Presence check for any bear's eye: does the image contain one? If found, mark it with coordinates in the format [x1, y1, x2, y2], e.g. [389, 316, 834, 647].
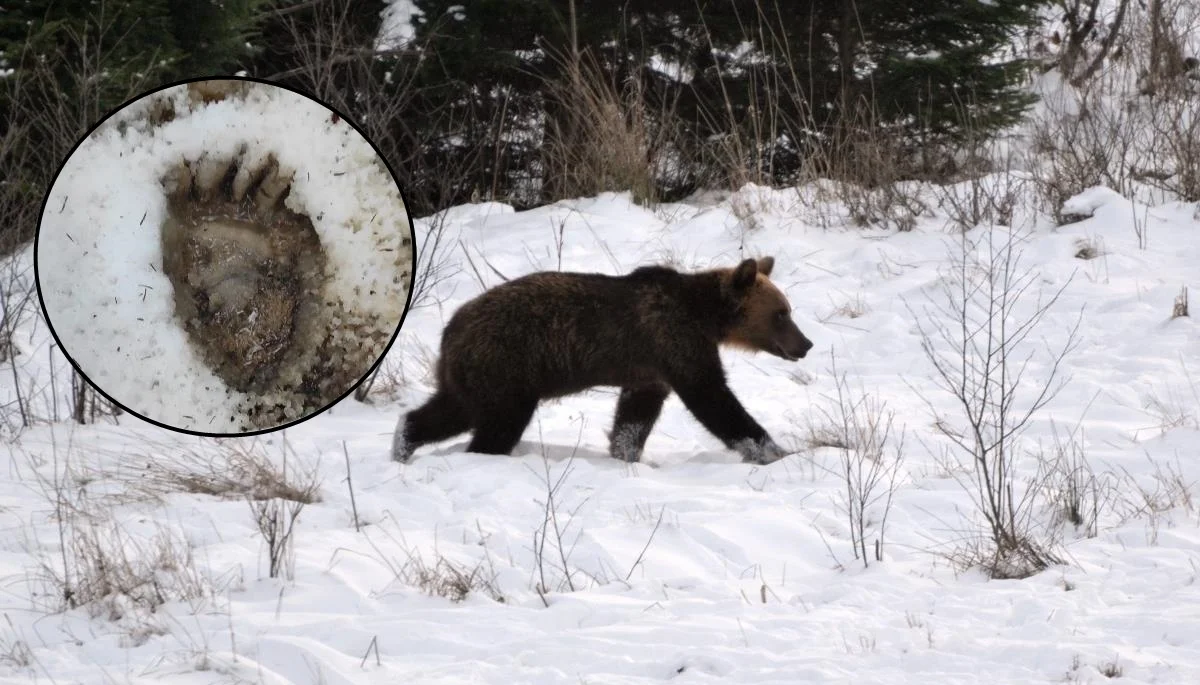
[774, 310, 788, 323]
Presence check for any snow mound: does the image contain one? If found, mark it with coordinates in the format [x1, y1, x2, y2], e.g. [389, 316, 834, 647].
[36, 79, 414, 434]
[1060, 186, 1127, 219]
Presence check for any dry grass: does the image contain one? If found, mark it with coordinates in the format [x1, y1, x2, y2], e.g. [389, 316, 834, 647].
[1172, 286, 1189, 318]
[1099, 658, 1125, 678]
[804, 421, 850, 451]
[1074, 238, 1104, 260]
[354, 357, 408, 404]
[344, 518, 506, 604]
[540, 47, 664, 206]
[821, 293, 870, 321]
[1035, 426, 1114, 539]
[22, 442, 221, 616]
[1115, 454, 1195, 522]
[0, 616, 34, 671]
[1138, 371, 1199, 436]
[399, 553, 499, 604]
[118, 436, 322, 505]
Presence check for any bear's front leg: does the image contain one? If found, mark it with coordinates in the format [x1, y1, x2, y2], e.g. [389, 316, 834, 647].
[730, 437, 788, 465]
[667, 355, 789, 465]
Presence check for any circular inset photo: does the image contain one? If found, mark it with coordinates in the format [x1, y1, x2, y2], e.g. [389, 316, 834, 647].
[35, 78, 415, 436]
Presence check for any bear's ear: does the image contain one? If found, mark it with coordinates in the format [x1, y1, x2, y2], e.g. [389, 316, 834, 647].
[756, 256, 775, 277]
[731, 258, 758, 290]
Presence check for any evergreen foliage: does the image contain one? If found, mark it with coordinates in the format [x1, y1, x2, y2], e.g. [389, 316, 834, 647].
[0, 0, 1054, 249]
[407, 0, 1050, 206]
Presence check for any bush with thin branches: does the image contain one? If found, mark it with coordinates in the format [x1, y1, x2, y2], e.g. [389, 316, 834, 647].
[809, 354, 906, 567]
[908, 226, 1082, 578]
[248, 496, 306, 581]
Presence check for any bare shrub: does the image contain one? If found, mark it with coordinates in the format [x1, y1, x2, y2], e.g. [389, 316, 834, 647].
[908, 227, 1082, 578]
[1132, 93, 1200, 202]
[0, 256, 37, 432]
[937, 170, 1027, 233]
[811, 353, 906, 567]
[684, 7, 939, 229]
[1052, 0, 1133, 87]
[1131, 0, 1200, 98]
[528, 426, 589, 603]
[1032, 0, 1200, 217]
[3, 252, 118, 435]
[224, 439, 322, 580]
[354, 209, 459, 404]
[248, 496, 306, 581]
[354, 357, 408, 405]
[788, 100, 934, 231]
[826, 131, 931, 232]
[69, 370, 122, 426]
[933, 118, 1032, 233]
[412, 210, 460, 310]
[1, 7, 169, 254]
[0, 85, 40, 257]
[1027, 83, 1140, 223]
[1126, 0, 1200, 202]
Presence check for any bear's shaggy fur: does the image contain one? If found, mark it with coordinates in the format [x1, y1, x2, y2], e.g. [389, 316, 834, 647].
[393, 256, 813, 464]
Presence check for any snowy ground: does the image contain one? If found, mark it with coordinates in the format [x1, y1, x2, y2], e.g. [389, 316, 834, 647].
[2, 183, 1199, 684]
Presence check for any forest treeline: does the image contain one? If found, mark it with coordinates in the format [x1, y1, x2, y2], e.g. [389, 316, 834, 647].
[1, 0, 1062, 251]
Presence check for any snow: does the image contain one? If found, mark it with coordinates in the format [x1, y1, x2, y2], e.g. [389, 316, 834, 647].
[3, 180, 1200, 683]
[35, 81, 412, 433]
[380, 0, 420, 48]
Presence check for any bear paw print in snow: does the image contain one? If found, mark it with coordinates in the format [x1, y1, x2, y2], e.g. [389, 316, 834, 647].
[36, 77, 414, 434]
[160, 148, 328, 395]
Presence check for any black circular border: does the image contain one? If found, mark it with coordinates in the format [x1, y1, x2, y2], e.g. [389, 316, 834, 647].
[33, 74, 419, 439]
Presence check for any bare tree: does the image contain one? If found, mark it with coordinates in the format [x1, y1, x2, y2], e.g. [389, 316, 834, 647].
[264, 0, 497, 216]
[1055, 0, 1132, 86]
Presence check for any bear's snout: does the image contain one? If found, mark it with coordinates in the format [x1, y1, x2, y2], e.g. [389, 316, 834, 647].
[775, 322, 813, 361]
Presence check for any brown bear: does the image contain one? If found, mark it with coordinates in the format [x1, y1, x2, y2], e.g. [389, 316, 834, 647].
[392, 256, 813, 464]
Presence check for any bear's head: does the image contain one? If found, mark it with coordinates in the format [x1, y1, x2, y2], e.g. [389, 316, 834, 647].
[721, 257, 813, 361]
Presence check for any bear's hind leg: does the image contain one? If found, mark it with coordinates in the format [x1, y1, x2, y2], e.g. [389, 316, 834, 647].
[465, 398, 538, 456]
[609, 383, 671, 462]
[393, 391, 471, 462]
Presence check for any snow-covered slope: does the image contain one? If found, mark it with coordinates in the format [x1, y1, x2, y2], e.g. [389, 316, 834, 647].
[1, 185, 1198, 684]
